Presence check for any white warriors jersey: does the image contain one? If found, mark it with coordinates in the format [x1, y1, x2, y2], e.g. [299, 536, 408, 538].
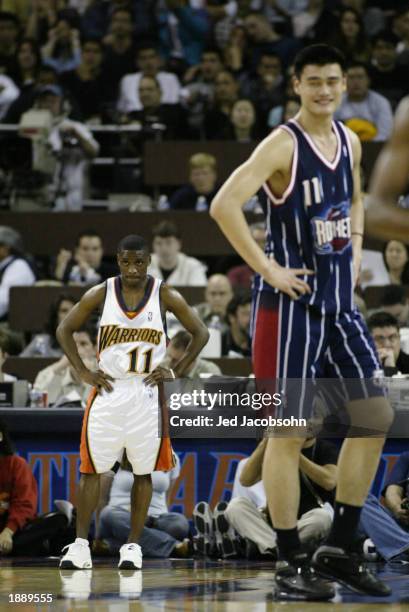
[97, 275, 167, 379]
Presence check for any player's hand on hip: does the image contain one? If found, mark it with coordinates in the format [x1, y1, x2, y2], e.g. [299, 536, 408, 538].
[267, 265, 314, 300]
[81, 369, 114, 393]
[143, 366, 175, 387]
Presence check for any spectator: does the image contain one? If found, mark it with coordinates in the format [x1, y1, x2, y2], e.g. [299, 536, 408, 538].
[5, 64, 59, 123]
[227, 98, 263, 141]
[26, 0, 59, 46]
[243, 13, 301, 71]
[101, 8, 136, 97]
[268, 95, 301, 128]
[369, 30, 409, 109]
[224, 24, 248, 73]
[117, 45, 181, 115]
[60, 38, 110, 121]
[148, 221, 207, 286]
[383, 240, 409, 285]
[0, 329, 16, 382]
[239, 52, 285, 125]
[27, 84, 99, 211]
[170, 153, 219, 211]
[125, 75, 188, 139]
[97, 453, 191, 558]
[384, 451, 409, 532]
[334, 62, 393, 142]
[0, 226, 36, 321]
[292, 0, 338, 43]
[380, 285, 409, 327]
[203, 70, 239, 139]
[0, 418, 37, 556]
[41, 17, 81, 74]
[182, 47, 224, 134]
[0, 75, 19, 120]
[33, 326, 97, 404]
[195, 274, 233, 330]
[0, 11, 19, 76]
[221, 292, 251, 357]
[332, 7, 372, 63]
[157, 0, 212, 68]
[12, 38, 41, 89]
[20, 293, 76, 357]
[54, 230, 116, 286]
[163, 330, 221, 377]
[367, 312, 409, 375]
[227, 222, 265, 290]
[395, 6, 409, 67]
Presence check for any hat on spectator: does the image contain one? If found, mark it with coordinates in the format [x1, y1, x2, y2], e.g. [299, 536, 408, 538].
[0, 226, 23, 252]
[35, 84, 63, 98]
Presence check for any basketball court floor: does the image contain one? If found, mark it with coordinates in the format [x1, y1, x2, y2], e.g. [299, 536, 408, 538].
[0, 557, 408, 611]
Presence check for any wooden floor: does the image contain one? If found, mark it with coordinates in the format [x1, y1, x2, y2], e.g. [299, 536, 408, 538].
[0, 557, 408, 611]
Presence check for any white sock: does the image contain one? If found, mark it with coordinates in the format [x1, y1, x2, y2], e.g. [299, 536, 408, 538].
[75, 537, 89, 547]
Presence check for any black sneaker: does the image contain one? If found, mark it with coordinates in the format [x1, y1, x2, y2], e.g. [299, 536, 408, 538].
[312, 545, 391, 597]
[274, 550, 335, 601]
[193, 502, 215, 557]
[213, 501, 239, 559]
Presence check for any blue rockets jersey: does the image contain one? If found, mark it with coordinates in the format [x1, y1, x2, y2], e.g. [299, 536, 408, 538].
[254, 118, 355, 315]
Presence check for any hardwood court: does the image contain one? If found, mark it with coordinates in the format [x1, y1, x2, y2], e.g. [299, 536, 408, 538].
[0, 558, 408, 611]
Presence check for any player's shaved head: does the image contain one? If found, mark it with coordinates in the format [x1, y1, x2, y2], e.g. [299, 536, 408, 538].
[117, 234, 149, 253]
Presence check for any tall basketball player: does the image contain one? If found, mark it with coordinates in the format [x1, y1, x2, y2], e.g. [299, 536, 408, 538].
[367, 96, 409, 240]
[210, 45, 393, 600]
[58, 234, 209, 570]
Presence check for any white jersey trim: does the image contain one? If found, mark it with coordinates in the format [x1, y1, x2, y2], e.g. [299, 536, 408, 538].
[289, 119, 341, 171]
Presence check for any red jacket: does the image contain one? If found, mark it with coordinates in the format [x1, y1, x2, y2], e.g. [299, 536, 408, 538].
[0, 455, 37, 533]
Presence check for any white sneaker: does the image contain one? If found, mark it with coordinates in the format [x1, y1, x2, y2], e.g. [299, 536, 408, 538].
[60, 540, 92, 569]
[118, 543, 142, 569]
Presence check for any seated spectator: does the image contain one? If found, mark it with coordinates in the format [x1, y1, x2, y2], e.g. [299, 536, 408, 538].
[24, 84, 99, 211]
[0, 11, 19, 76]
[383, 450, 409, 532]
[41, 16, 81, 74]
[203, 70, 239, 139]
[97, 453, 191, 558]
[332, 8, 372, 64]
[157, 0, 211, 68]
[369, 30, 409, 109]
[223, 24, 248, 73]
[12, 38, 41, 90]
[163, 330, 221, 378]
[101, 8, 137, 97]
[240, 53, 285, 125]
[268, 94, 301, 129]
[380, 285, 409, 327]
[395, 6, 409, 67]
[334, 62, 393, 142]
[0, 329, 16, 382]
[367, 312, 409, 375]
[243, 13, 301, 71]
[291, 0, 338, 43]
[54, 230, 116, 286]
[383, 240, 409, 285]
[181, 47, 223, 135]
[0, 74, 19, 120]
[226, 98, 264, 141]
[33, 326, 96, 404]
[148, 221, 207, 286]
[194, 437, 337, 558]
[20, 293, 76, 357]
[60, 38, 111, 121]
[227, 222, 266, 290]
[125, 75, 188, 140]
[170, 153, 219, 211]
[0, 226, 36, 321]
[195, 274, 233, 330]
[221, 293, 251, 357]
[117, 44, 181, 115]
[5, 64, 59, 123]
[0, 417, 37, 555]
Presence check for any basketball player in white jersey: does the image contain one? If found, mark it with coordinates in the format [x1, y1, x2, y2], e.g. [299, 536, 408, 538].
[57, 234, 209, 570]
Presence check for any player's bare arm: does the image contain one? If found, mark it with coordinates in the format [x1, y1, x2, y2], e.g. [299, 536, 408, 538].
[56, 283, 114, 392]
[210, 128, 314, 300]
[347, 128, 364, 285]
[143, 284, 209, 385]
[366, 96, 409, 241]
[239, 439, 267, 487]
[298, 454, 337, 491]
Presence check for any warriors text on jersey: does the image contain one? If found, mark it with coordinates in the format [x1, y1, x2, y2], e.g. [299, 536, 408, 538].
[255, 118, 355, 315]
